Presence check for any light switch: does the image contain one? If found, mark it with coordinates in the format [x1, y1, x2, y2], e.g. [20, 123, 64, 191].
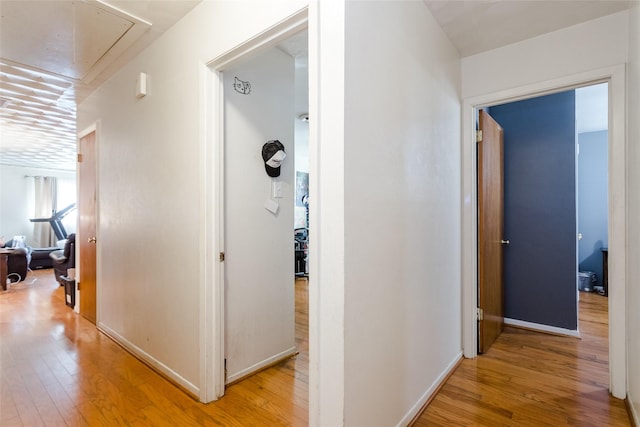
[136, 72, 147, 98]
[273, 181, 283, 198]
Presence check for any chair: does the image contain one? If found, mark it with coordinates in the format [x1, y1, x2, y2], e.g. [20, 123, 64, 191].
[6, 248, 30, 283]
[49, 234, 75, 285]
[294, 228, 308, 276]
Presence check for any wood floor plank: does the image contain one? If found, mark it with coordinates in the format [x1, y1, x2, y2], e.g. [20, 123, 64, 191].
[413, 292, 631, 426]
[1, 271, 309, 426]
[4, 271, 628, 426]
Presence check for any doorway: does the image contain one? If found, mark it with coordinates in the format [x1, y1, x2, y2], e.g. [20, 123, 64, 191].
[78, 126, 98, 324]
[477, 84, 609, 354]
[462, 65, 627, 398]
[222, 44, 297, 385]
[202, 9, 310, 402]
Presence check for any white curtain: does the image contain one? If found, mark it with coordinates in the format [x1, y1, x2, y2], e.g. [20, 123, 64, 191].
[33, 176, 57, 247]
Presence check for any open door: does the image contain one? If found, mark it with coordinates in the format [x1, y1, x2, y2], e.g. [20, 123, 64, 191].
[78, 130, 97, 324]
[478, 110, 505, 353]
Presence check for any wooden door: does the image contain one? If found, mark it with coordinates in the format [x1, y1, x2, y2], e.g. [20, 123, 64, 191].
[79, 131, 97, 324]
[478, 110, 505, 353]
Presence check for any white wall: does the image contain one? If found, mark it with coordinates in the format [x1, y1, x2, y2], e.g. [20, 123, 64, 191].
[343, 2, 461, 425]
[294, 56, 309, 173]
[462, 11, 628, 99]
[77, 0, 307, 397]
[626, 4, 640, 424]
[0, 165, 76, 247]
[223, 47, 295, 382]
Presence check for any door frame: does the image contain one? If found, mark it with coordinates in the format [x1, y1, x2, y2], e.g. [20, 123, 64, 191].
[77, 123, 100, 319]
[199, 8, 308, 403]
[461, 64, 627, 398]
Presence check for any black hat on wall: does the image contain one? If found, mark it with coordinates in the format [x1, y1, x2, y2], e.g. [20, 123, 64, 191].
[262, 140, 286, 177]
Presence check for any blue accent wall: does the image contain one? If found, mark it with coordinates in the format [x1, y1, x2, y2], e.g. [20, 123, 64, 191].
[489, 90, 577, 330]
[578, 130, 608, 285]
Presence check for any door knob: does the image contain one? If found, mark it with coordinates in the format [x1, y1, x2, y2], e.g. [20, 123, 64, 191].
[501, 239, 510, 245]
[88, 237, 96, 243]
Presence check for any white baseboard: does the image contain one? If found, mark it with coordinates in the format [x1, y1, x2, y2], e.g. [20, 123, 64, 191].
[504, 317, 580, 338]
[629, 391, 640, 427]
[396, 352, 463, 427]
[226, 346, 298, 385]
[98, 322, 200, 397]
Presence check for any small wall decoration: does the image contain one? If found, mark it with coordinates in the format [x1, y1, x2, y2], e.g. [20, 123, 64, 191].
[233, 77, 251, 95]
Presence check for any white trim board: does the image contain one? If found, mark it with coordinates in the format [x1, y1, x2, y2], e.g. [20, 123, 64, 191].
[504, 318, 580, 338]
[461, 64, 627, 399]
[207, 9, 308, 71]
[225, 347, 298, 385]
[628, 392, 640, 426]
[396, 353, 463, 427]
[98, 323, 200, 398]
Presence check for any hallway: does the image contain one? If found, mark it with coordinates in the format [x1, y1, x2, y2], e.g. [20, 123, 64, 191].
[1, 269, 631, 425]
[0, 270, 308, 426]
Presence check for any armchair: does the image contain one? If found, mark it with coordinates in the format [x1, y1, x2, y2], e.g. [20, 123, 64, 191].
[6, 248, 31, 283]
[49, 234, 75, 285]
[3, 239, 32, 283]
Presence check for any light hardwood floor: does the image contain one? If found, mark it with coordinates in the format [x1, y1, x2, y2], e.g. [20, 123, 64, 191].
[1, 269, 309, 426]
[2, 271, 631, 426]
[413, 291, 631, 426]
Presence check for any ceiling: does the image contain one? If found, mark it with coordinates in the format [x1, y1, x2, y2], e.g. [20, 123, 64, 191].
[0, 0, 200, 171]
[0, 1, 633, 172]
[424, 0, 634, 57]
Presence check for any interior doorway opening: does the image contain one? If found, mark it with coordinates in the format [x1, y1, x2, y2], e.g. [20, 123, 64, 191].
[204, 11, 310, 410]
[464, 67, 626, 398]
[221, 31, 309, 386]
[476, 82, 609, 354]
[478, 83, 608, 349]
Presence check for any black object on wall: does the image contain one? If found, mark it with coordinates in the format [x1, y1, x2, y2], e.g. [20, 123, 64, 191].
[489, 90, 577, 331]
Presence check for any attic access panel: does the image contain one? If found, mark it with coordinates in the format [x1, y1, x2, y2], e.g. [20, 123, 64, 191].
[0, 0, 150, 82]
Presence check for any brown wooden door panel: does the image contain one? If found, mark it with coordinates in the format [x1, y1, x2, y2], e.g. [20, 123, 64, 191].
[478, 110, 504, 353]
[79, 131, 97, 324]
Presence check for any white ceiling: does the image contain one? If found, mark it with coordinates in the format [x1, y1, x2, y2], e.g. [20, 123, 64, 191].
[0, 1, 633, 171]
[424, 0, 634, 57]
[0, 0, 200, 171]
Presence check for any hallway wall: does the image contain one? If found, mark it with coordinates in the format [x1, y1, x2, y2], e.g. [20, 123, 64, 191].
[343, 2, 462, 425]
[77, 0, 307, 398]
[626, 4, 640, 423]
[462, 12, 628, 98]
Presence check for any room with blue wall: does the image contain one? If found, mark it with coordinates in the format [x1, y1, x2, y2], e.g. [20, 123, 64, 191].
[489, 90, 577, 330]
[577, 130, 608, 286]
